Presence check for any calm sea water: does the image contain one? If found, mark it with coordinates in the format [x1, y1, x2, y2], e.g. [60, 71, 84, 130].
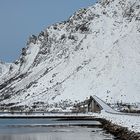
[0, 118, 119, 140]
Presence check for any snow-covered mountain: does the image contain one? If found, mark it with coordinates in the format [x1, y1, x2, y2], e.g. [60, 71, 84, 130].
[0, 61, 17, 79]
[0, 0, 140, 111]
[0, 61, 10, 77]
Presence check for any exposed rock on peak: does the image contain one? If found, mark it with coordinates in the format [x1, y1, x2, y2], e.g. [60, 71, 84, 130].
[0, 0, 140, 111]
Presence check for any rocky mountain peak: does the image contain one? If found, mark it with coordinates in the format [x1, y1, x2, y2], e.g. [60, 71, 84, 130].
[0, 0, 139, 111]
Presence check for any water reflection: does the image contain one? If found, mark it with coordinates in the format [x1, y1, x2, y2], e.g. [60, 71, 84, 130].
[0, 127, 115, 140]
[0, 118, 117, 140]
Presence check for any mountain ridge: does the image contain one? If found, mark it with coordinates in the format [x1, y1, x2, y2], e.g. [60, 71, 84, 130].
[0, 0, 140, 111]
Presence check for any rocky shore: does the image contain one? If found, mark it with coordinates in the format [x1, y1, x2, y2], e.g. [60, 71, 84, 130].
[99, 118, 140, 140]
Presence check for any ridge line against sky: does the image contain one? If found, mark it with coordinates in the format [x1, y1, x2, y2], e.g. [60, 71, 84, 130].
[0, 0, 97, 62]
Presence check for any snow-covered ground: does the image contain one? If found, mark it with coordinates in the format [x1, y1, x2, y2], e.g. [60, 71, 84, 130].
[95, 111, 140, 133]
[90, 95, 140, 133]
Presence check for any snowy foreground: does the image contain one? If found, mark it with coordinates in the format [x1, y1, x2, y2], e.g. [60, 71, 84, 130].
[94, 111, 140, 133]
[93, 96, 140, 133]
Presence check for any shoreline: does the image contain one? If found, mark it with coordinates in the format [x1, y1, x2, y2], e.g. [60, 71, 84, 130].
[0, 114, 140, 139]
[99, 118, 140, 140]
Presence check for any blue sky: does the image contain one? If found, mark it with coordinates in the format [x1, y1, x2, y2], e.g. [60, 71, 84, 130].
[0, 0, 97, 62]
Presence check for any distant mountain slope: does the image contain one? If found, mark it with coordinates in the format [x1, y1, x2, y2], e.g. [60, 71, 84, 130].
[0, 61, 10, 77]
[0, 0, 140, 111]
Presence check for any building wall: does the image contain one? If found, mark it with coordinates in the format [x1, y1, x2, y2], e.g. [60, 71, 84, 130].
[73, 97, 102, 113]
[88, 100, 101, 113]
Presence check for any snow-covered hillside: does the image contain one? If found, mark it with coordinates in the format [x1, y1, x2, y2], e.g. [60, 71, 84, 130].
[0, 0, 140, 111]
[0, 61, 17, 79]
[0, 61, 10, 78]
